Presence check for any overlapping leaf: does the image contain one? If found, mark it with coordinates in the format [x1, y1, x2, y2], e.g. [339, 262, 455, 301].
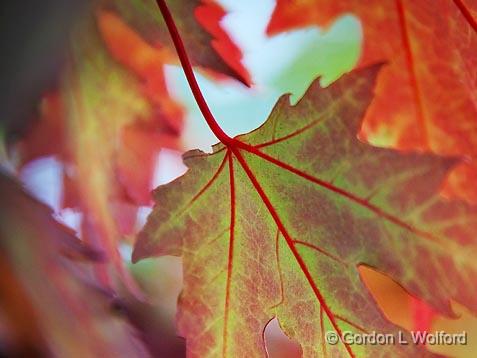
[16, 13, 181, 295]
[267, 0, 477, 203]
[96, 9, 184, 205]
[0, 172, 148, 357]
[15, 0, 250, 294]
[111, 0, 250, 85]
[134, 66, 477, 357]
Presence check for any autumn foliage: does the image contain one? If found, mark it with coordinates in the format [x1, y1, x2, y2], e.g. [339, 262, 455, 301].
[1, 0, 476, 357]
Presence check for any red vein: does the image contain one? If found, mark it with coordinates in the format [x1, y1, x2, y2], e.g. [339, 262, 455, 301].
[237, 142, 443, 245]
[223, 151, 236, 357]
[335, 315, 369, 334]
[232, 147, 355, 358]
[395, 0, 428, 148]
[205, 227, 230, 247]
[271, 229, 285, 309]
[155, 0, 233, 145]
[320, 306, 327, 357]
[293, 241, 348, 266]
[452, 0, 477, 33]
[255, 116, 326, 149]
[178, 153, 228, 216]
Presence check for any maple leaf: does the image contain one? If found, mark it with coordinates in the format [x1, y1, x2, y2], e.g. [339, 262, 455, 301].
[0, 172, 149, 357]
[111, 0, 251, 85]
[267, 0, 477, 203]
[134, 63, 477, 356]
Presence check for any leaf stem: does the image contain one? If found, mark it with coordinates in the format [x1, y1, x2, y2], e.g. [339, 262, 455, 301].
[155, 0, 234, 146]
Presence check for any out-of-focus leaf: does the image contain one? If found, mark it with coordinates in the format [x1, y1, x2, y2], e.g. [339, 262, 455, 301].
[14, 0, 252, 295]
[96, 9, 184, 205]
[0, 172, 149, 357]
[111, 0, 251, 85]
[267, 0, 477, 203]
[15, 9, 185, 296]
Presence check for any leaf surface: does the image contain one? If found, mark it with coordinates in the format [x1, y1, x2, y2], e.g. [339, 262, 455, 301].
[267, 0, 477, 203]
[134, 66, 477, 357]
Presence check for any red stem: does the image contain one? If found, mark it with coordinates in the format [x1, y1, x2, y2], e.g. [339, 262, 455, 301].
[155, 0, 233, 145]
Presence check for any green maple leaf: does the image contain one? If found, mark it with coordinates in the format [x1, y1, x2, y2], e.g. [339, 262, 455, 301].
[133, 65, 477, 357]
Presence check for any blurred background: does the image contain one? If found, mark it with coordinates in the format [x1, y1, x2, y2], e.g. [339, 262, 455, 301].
[0, 0, 475, 357]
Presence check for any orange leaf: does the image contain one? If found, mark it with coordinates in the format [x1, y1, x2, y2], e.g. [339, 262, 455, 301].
[268, 0, 477, 203]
